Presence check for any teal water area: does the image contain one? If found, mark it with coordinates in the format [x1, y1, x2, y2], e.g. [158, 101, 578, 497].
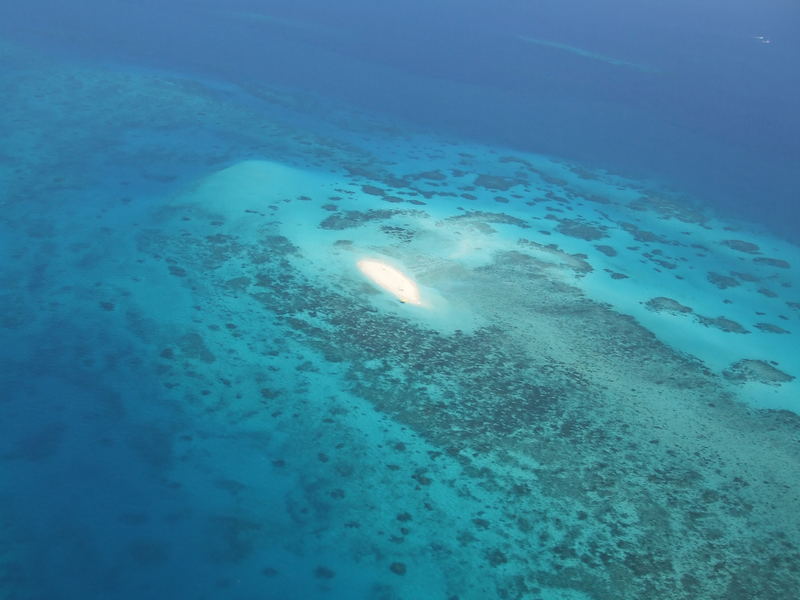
[1, 7, 800, 600]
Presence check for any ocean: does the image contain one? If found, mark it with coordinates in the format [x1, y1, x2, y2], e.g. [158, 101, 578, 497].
[1, 1, 798, 599]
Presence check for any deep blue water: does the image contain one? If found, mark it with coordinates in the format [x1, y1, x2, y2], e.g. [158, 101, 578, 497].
[1, 0, 798, 239]
[2, 2, 799, 600]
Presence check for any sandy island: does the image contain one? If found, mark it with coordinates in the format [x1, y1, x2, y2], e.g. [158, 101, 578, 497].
[357, 259, 423, 305]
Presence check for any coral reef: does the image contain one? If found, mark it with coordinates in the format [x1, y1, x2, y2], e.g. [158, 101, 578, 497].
[723, 360, 795, 385]
[707, 272, 740, 290]
[721, 239, 760, 254]
[645, 297, 693, 314]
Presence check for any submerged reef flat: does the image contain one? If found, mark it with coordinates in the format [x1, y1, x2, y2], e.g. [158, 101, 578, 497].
[2, 42, 799, 600]
[126, 166, 800, 599]
[116, 164, 800, 599]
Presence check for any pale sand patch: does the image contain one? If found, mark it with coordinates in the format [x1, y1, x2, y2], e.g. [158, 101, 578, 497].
[357, 258, 423, 305]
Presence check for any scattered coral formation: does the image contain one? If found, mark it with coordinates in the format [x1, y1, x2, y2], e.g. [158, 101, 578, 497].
[645, 297, 693, 314]
[695, 315, 750, 334]
[753, 257, 791, 269]
[754, 322, 790, 334]
[473, 174, 523, 191]
[554, 218, 608, 241]
[445, 210, 530, 229]
[707, 271, 740, 290]
[595, 244, 618, 257]
[721, 239, 761, 254]
[723, 359, 795, 385]
[320, 209, 423, 230]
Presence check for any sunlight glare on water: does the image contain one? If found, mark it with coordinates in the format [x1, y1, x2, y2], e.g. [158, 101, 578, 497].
[357, 258, 423, 306]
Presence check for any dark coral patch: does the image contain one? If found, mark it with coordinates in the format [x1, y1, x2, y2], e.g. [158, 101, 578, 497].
[389, 562, 407, 575]
[362, 184, 385, 196]
[721, 239, 760, 254]
[732, 271, 760, 282]
[177, 332, 216, 363]
[754, 257, 790, 269]
[555, 219, 608, 241]
[410, 170, 447, 181]
[381, 225, 415, 243]
[629, 195, 708, 224]
[645, 297, 693, 314]
[487, 548, 509, 567]
[754, 323, 790, 334]
[595, 245, 617, 257]
[707, 272, 740, 290]
[723, 360, 794, 385]
[314, 566, 335, 579]
[224, 276, 251, 292]
[473, 174, 523, 191]
[445, 211, 529, 229]
[320, 209, 423, 230]
[620, 222, 670, 244]
[695, 316, 749, 334]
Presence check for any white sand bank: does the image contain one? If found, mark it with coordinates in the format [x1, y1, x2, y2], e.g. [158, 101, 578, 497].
[357, 258, 423, 305]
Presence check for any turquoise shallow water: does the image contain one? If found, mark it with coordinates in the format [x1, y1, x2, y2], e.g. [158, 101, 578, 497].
[1, 9, 800, 600]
